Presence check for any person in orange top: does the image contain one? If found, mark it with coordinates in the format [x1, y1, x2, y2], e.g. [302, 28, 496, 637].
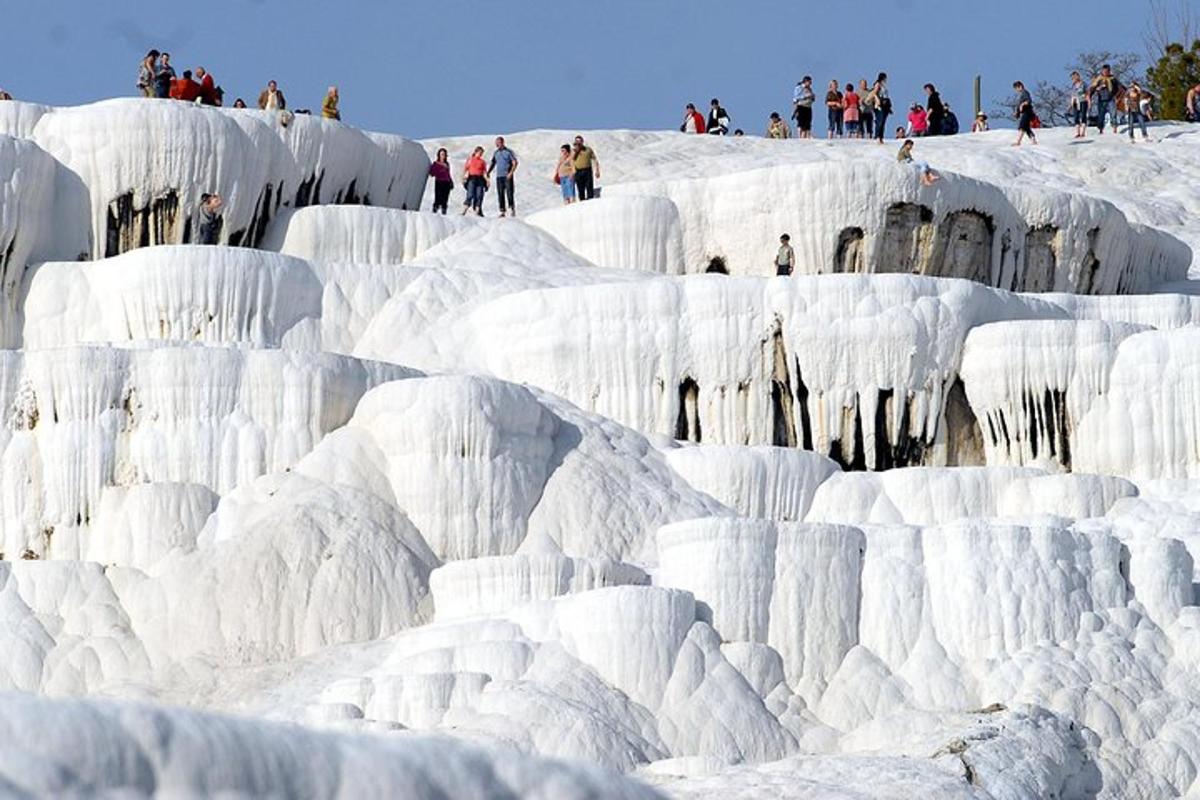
[461, 146, 489, 216]
[170, 71, 201, 102]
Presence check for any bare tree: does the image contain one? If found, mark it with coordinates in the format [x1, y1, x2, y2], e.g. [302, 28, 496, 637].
[991, 51, 1142, 126]
[1145, 0, 1199, 58]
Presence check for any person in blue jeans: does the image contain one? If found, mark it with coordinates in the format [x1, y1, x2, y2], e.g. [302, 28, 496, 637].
[487, 136, 520, 217]
[871, 72, 891, 144]
[1088, 64, 1121, 134]
[1125, 83, 1150, 141]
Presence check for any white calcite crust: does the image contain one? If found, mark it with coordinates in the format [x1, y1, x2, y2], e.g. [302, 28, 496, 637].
[2, 104, 1200, 798]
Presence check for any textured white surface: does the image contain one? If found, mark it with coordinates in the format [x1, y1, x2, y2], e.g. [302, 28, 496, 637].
[4, 105, 1200, 798]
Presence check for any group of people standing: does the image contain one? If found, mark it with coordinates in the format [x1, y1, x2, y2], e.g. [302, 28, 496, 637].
[769, 74, 898, 143]
[426, 136, 602, 216]
[137, 51, 221, 105]
[679, 99, 732, 135]
[1066, 65, 1163, 142]
[136, 50, 341, 120]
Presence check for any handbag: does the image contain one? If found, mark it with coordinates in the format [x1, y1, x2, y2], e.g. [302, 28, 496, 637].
[554, 173, 561, 185]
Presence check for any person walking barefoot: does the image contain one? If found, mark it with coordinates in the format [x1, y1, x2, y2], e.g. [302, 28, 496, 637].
[428, 148, 453, 214]
[462, 146, 488, 216]
[1012, 81, 1037, 146]
[555, 144, 576, 205]
[1069, 71, 1088, 138]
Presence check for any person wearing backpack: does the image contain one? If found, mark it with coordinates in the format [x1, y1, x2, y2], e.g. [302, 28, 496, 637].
[707, 99, 730, 135]
[1088, 64, 1120, 134]
[871, 72, 892, 144]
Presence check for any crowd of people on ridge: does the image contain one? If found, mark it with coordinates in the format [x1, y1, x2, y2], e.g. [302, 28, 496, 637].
[135, 50, 341, 122]
[8, 49, 1200, 225]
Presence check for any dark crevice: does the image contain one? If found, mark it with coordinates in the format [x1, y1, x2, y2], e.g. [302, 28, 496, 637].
[705, 256, 728, 274]
[675, 377, 702, 443]
[769, 328, 796, 447]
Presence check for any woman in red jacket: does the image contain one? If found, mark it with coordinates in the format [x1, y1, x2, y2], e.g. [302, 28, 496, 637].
[680, 103, 706, 134]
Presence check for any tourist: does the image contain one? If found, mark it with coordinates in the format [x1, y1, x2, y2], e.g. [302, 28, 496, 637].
[1012, 80, 1037, 146]
[895, 126, 907, 139]
[462, 146, 488, 216]
[137, 50, 159, 97]
[707, 99, 730, 135]
[1187, 82, 1200, 121]
[1125, 82, 1150, 142]
[195, 67, 218, 106]
[766, 112, 791, 139]
[681, 103, 706, 133]
[1088, 64, 1120, 134]
[170, 70, 201, 102]
[943, 103, 960, 135]
[257, 80, 286, 110]
[792, 76, 815, 139]
[555, 144, 576, 205]
[897, 139, 940, 186]
[825, 80, 844, 138]
[572, 136, 600, 201]
[871, 72, 892, 143]
[487, 136, 519, 217]
[775, 234, 795, 276]
[428, 148, 453, 214]
[733, 129, 745, 136]
[322, 86, 341, 120]
[907, 103, 928, 137]
[197, 193, 223, 244]
[154, 52, 176, 99]
[0, 89, 11, 101]
[1069, 71, 1089, 138]
[924, 84, 945, 136]
[859, 79, 875, 139]
[972, 112, 989, 132]
[232, 98, 247, 109]
[843, 82, 861, 138]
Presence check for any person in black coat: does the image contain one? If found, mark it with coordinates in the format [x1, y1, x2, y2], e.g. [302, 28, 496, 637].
[923, 83, 945, 137]
[943, 103, 960, 135]
[707, 98, 730, 135]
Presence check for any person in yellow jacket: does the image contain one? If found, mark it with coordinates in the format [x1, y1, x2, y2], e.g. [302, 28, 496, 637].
[322, 86, 341, 120]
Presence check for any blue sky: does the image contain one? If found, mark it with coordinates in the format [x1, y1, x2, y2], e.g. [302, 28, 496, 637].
[2, 0, 1154, 138]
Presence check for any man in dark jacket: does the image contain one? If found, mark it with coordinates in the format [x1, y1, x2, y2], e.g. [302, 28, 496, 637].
[707, 98, 730, 135]
[154, 52, 176, 99]
[943, 103, 960, 135]
[197, 194, 223, 245]
[923, 83, 945, 137]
